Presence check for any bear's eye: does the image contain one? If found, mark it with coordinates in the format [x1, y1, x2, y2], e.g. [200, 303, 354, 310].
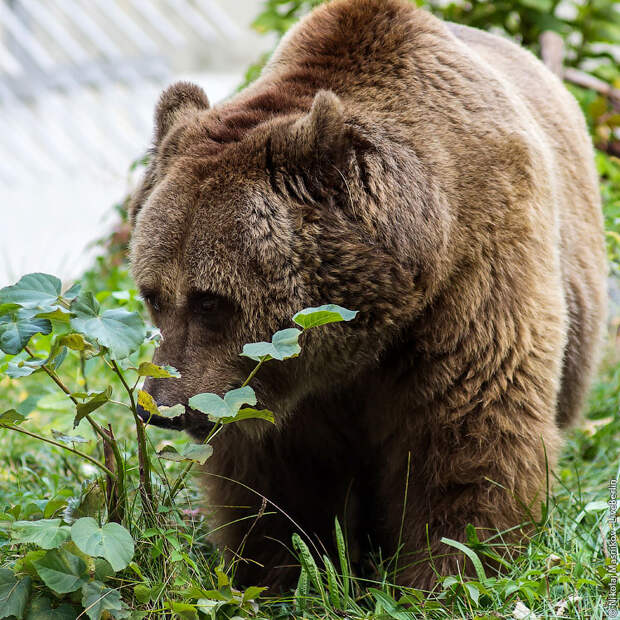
[199, 296, 219, 313]
[189, 292, 235, 331]
[143, 292, 161, 313]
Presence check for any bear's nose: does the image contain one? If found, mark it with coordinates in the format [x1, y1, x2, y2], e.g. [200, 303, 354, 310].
[136, 402, 187, 431]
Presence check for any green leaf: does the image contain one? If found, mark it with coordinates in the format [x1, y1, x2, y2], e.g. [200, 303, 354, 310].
[166, 601, 198, 620]
[158, 444, 213, 465]
[70, 292, 145, 359]
[584, 500, 609, 512]
[62, 283, 81, 301]
[271, 328, 302, 359]
[25, 596, 77, 620]
[93, 558, 114, 582]
[51, 430, 89, 445]
[0, 310, 52, 355]
[158, 404, 185, 417]
[12, 519, 71, 550]
[6, 359, 45, 378]
[34, 307, 71, 323]
[223, 386, 257, 411]
[74, 388, 112, 428]
[240, 341, 274, 362]
[240, 328, 302, 362]
[33, 548, 88, 594]
[71, 518, 134, 571]
[242, 585, 267, 602]
[220, 408, 275, 425]
[0, 273, 61, 309]
[133, 584, 151, 603]
[81, 581, 129, 620]
[137, 362, 180, 378]
[0, 303, 20, 316]
[464, 582, 480, 605]
[43, 499, 68, 520]
[369, 588, 411, 620]
[440, 537, 487, 582]
[0, 569, 31, 620]
[292, 304, 358, 329]
[137, 390, 160, 419]
[189, 386, 256, 419]
[57, 333, 96, 353]
[0, 409, 26, 426]
[518, 0, 552, 11]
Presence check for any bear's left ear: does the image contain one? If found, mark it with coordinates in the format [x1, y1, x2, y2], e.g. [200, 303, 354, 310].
[154, 81, 210, 144]
[272, 90, 353, 175]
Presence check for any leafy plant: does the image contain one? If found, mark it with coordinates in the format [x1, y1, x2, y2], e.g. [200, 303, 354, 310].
[0, 271, 357, 618]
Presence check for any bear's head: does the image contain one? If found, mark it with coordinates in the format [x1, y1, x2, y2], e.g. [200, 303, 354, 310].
[129, 81, 433, 438]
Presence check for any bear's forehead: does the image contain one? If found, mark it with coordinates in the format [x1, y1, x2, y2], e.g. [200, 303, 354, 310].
[131, 187, 254, 302]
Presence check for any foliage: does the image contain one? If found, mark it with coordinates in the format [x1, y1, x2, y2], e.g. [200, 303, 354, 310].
[0, 274, 356, 618]
[248, 0, 620, 82]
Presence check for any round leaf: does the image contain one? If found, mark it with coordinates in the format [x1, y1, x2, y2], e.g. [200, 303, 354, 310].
[223, 386, 257, 411]
[71, 518, 134, 571]
[26, 596, 77, 620]
[188, 393, 230, 418]
[70, 292, 145, 359]
[0, 273, 61, 309]
[271, 328, 302, 359]
[12, 519, 71, 550]
[240, 328, 302, 362]
[137, 362, 180, 378]
[240, 341, 274, 362]
[81, 581, 128, 620]
[0, 310, 52, 355]
[292, 304, 358, 329]
[33, 549, 88, 594]
[0, 569, 31, 619]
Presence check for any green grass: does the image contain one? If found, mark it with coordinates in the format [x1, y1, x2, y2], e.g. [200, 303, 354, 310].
[0, 338, 617, 618]
[0, 165, 618, 616]
[1, 1, 619, 611]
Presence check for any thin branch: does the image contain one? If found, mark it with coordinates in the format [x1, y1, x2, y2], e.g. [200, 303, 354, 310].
[24, 345, 114, 448]
[564, 68, 620, 108]
[241, 360, 264, 387]
[1, 424, 114, 478]
[539, 31, 620, 108]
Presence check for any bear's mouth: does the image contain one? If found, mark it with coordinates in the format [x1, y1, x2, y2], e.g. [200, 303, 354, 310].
[136, 402, 188, 432]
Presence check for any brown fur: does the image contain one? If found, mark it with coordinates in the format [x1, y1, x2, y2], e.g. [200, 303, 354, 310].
[128, 0, 607, 590]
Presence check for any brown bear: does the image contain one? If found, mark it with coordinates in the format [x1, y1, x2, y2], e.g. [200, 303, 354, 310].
[128, 0, 607, 590]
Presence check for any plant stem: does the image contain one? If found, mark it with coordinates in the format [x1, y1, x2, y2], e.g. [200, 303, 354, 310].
[167, 359, 265, 502]
[241, 360, 263, 387]
[103, 424, 123, 523]
[25, 345, 127, 521]
[24, 345, 113, 448]
[111, 359, 154, 516]
[1, 424, 114, 477]
[168, 422, 223, 501]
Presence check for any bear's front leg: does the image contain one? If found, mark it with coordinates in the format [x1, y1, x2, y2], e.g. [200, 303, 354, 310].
[375, 401, 562, 590]
[202, 405, 361, 592]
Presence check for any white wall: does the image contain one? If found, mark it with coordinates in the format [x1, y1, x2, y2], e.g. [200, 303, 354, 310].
[0, 0, 273, 287]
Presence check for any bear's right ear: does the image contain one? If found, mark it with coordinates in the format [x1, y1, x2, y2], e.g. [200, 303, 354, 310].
[271, 90, 353, 178]
[154, 81, 210, 144]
